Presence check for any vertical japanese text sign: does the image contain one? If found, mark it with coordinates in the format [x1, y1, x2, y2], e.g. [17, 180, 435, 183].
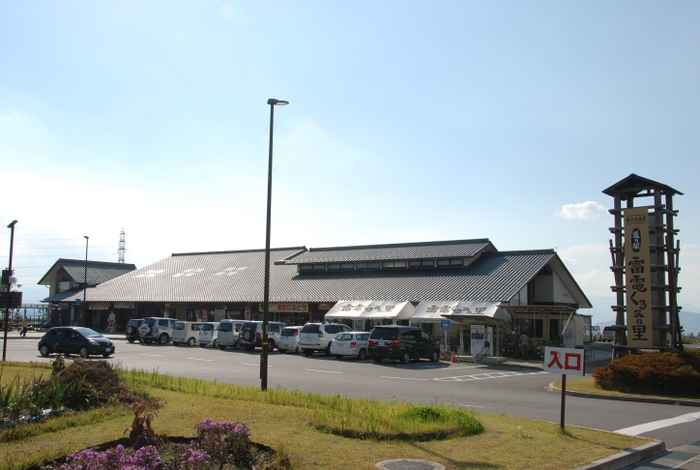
[624, 207, 654, 348]
[544, 347, 585, 376]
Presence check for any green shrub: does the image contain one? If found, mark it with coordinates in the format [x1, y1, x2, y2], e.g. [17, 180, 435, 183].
[593, 349, 700, 396]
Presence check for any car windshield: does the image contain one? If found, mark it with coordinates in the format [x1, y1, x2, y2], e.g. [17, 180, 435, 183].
[201, 323, 215, 331]
[282, 328, 298, 337]
[219, 323, 233, 332]
[173, 322, 186, 331]
[370, 328, 399, 340]
[75, 327, 102, 338]
[301, 324, 320, 334]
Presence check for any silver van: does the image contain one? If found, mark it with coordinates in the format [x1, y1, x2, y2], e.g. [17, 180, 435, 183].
[172, 321, 205, 346]
[198, 322, 220, 348]
[217, 319, 245, 350]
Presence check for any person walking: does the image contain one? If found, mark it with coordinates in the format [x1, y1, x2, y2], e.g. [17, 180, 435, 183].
[519, 331, 529, 360]
[510, 328, 519, 358]
[20, 316, 28, 337]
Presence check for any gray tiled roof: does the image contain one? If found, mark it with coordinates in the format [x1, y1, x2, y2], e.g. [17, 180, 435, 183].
[82, 245, 571, 306]
[286, 239, 495, 264]
[38, 259, 137, 286]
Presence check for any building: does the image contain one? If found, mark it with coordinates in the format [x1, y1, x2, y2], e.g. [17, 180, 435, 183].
[39, 239, 591, 351]
[39, 259, 137, 329]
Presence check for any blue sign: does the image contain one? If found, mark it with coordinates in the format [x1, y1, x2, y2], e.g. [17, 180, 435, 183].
[441, 319, 451, 331]
[75, 299, 81, 306]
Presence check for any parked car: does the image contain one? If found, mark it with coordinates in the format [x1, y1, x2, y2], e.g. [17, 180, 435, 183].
[368, 325, 440, 364]
[139, 317, 178, 344]
[198, 322, 220, 348]
[278, 326, 303, 354]
[591, 325, 602, 342]
[330, 331, 370, 360]
[602, 326, 615, 342]
[239, 321, 287, 351]
[38, 326, 115, 358]
[172, 321, 205, 346]
[299, 322, 353, 356]
[125, 318, 144, 343]
[217, 319, 246, 350]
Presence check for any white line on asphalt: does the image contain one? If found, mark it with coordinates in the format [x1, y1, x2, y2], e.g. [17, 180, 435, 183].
[241, 362, 263, 367]
[306, 369, 342, 374]
[139, 354, 164, 357]
[186, 358, 214, 362]
[434, 370, 546, 382]
[380, 376, 430, 381]
[615, 411, 700, 436]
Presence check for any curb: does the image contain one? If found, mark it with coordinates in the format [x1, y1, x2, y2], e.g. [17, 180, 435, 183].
[548, 383, 700, 407]
[571, 440, 666, 470]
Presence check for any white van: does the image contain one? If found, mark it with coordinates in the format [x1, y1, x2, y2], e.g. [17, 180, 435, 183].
[198, 322, 220, 348]
[172, 321, 205, 346]
[217, 319, 245, 350]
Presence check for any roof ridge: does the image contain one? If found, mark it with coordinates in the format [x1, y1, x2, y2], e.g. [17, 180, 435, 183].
[306, 238, 492, 253]
[172, 246, 306, 257]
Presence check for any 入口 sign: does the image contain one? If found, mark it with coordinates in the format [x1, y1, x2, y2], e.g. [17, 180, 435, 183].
[544, 346, 585, 376]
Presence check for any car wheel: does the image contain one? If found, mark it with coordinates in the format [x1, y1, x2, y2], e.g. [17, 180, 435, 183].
[233, 340, 242, 350]
[212, 339, 218, 348]
[324, 345, 332, 356]
[79, 347, 89, 358]
[303, 349, 313, 356]
[267, 339, 275, 351]
[373, 357, 383, 363]
[158, 334, 169, 345]
[127, 338, 135, 343]
[39, 345, 50, 357]
[430, 350, 439, 362]
[188, 337, 196, 346]
[335, 354, 343, 360]
[357, 348, 367, 361]
[278, 349, 287, 354]
[400, 352, 410, 364]
[294, 346, 300, 354]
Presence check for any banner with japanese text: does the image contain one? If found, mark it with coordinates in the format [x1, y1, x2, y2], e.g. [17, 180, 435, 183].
[624, 207, 654, 348]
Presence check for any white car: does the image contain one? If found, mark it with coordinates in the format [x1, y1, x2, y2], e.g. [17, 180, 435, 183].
[299, 322, 353, 356]
[591, 325, 602, 342]
[278, 326, 303, 353]
[330, 331, 370, 360]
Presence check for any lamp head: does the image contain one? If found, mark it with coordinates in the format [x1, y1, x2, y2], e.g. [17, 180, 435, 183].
[267, 98, 289, 106]
[7, 220, 17, 229]
[84, 236, 89, 240]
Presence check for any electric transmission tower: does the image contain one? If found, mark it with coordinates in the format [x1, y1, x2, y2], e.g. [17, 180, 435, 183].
[118, 228, 127, 263]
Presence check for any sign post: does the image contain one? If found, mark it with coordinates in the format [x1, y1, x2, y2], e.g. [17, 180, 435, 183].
[544, 346, 585, 431]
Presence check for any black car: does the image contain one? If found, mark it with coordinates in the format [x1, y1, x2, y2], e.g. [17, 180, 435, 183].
[368, 325, 440, 364]
[125, 318, 144, 343]
[38, 327, 115, 358]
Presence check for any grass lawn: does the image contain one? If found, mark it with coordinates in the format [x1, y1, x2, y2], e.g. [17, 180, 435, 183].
[1, 361, 650, 470]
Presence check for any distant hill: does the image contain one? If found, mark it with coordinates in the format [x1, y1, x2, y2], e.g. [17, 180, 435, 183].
[593, 309, 700, 336]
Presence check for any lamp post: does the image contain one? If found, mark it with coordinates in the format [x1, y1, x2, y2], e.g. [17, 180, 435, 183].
[261, 98, 288, 391]
[82, 236, 88, 327]
[2, 220, 18, 361]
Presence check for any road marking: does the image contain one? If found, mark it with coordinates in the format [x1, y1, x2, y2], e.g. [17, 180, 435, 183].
[139, 354, 164, 357]
[434, 370, 547, 382]
[305, 368, 342, 374]
[241, 362, 262, 367]
[186, 357, 214, 362]
[615, 411, 700, 436]
[380, 376, 430, 381]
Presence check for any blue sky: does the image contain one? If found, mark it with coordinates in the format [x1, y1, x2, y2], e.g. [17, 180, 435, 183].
[2, 1, 699, 323]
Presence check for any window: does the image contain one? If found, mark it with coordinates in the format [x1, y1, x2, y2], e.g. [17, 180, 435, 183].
[357, 262, 380, 269]
[409, 260, 435, 268]
[328, 264, 341, 270]
[382, 261, 406, 268]
[437, 258, 463, 267]
[312, 264, 325, 271]
[341, 263, 354, 269]
[300, 265, 312, 271]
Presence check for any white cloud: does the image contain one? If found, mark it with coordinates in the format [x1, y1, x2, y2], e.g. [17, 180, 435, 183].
[555, 201, 607, 220]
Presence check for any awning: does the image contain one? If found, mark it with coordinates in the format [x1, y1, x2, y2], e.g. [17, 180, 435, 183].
[410, 300, 511, 324]
[324, 300, 415, 320]
[360, 301, 415, 320]
[324, 301, 373, 320]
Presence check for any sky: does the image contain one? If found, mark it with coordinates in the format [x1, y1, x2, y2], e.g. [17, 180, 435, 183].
[1, 1, 699, 324]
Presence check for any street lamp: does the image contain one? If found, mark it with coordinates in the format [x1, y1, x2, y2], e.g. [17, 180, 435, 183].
[82, 236, 89, 327]
[261, 98, 288, 391]
[2, 220, 17, 361]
